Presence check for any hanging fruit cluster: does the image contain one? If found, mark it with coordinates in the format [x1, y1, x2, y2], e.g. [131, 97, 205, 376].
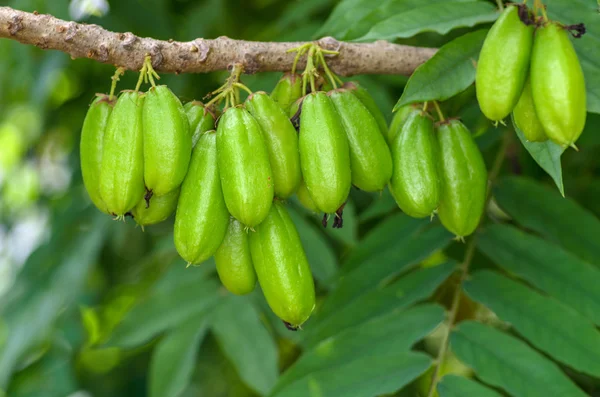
[79, 0, 587, 329]
[476, 2, 587, 148]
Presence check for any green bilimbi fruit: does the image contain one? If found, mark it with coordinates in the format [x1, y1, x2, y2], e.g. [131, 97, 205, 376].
[437, 120, 488, 239]
[531, 23, 586, 147]
[174, 130, 229, 265]
[184, 101, 217, 147]
[296, 180, 319, 213]
[388, 104, 421, 145]
[249, 201, 315, 328]
[513, 79, 547, 142]
[270, 72, 303, 114]
[99, 91, 145, 217]
[245, 92, 302, 198]
[80, 94, 115, 214]
[343, 82, 388, 138]
[329, 89, 392, 192]
[299, 92, 351, 213]
[132, 188, 179, 227]
[476, 5, 534, 121]
[142, 85, 192, 196]
[215, 218, 257, 295]
[389, 111, 440, 218]
[217, 107, 274, 227]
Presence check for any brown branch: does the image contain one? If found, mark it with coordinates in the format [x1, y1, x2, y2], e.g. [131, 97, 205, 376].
[0, 6, 436, 76]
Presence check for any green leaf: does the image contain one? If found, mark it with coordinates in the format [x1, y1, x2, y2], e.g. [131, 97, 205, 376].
[357, 2, 498, 43]
[395, 30, 487, 110]
[494, 176, 600, 265]
[437, 375, 502, 397]
[545, 0, 600, 114]
[511, 115, 565, 195]
[271, 351, 430, 397]
[465, 270, 600, 377]
[477, 224, 600, 325]
[0, 211, 109, 388]
[272, 305, 442, 397]
[452, 322, 587, 397]
[302, 262, 455, 347]
[316, 225, 452, 320]
[107, 262, 221, 348]
[314, 0, 379, 40]
[288, 208, 338, 288]
[212, 296, 279, 396]
[358, 188, 397, 222]
[149, 318, 208, 397]
[343, 213, 429, 272]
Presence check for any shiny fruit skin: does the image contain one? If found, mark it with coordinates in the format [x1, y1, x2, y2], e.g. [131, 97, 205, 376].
[329, 89, 392, 192]
[80, 94, 114, 214]
[216, 107, 274, 227]
[531, 23, 587, 147]
[270, 72, 303, 114]
[343, 81, 388, 138]
[142, 85, 192, 196]
[249, 202, 316, 327]
[245, 92, 302, 198]
[299, 92, 351, 213]
[476, 5, 534, 121]
[513, 78, 547, 142]
[184, 101, 217, 147]
[437, 120, 488, 238]
[389, 111, 441, 218]
[174, 131, 229, 265]
[132, 188, 179, 227]
[296, 179, 319, 213]
[388, 104, 421, 145]
[215, 217, 257, 295]
[99, 91, 146, 217]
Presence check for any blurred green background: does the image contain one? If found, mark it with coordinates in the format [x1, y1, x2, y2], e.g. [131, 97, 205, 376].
[1, 0, 599, 396]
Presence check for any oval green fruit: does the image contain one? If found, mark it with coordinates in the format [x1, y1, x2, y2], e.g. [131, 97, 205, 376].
[270, 72, 303, 114]
[142, 85, 192, 196]
[299, 92, 351, 213]
[215, 217, 257, 295]
[249, 201, 315, 328]
[476, 5, 534, 121]
[388, 104, 421, 145]
[217, 106, 274, 227]
[99, 91, 145, 217]
[184, 101, 217, 147]
[245, 92, 302, 198]
[513, 78, 547, 142]
[174, 131, 229, 265]
[329, 89, 392, 192]
[296, 179, 319, 213]
[132, 188, 180, 227]
[437, 120, 488, 238]
[80, 94, 115, 214]
[343, 81, 388, 138]
[531, 23, 586, 147]
[389, 111, 440, 218]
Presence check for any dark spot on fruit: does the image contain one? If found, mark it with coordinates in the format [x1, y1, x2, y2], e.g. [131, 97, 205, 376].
[284, 321, 299, 331]
[144, 189, 153, 208]
[321, 213, 328, 228]
[333, 202, 346, 229]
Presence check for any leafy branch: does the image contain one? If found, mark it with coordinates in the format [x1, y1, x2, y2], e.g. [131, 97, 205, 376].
[0, 6, 436, 76]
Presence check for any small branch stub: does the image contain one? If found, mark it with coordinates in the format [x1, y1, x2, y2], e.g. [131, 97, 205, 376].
[0, 6, 436, 76]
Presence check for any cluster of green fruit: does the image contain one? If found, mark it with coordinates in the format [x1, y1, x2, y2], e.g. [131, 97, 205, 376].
[476, 4, 586, 147]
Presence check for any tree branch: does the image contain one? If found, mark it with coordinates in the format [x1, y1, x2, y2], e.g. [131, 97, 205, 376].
[0, 6, 436, 76]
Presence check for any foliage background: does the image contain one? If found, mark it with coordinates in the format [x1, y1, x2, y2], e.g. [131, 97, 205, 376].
[0, 0, 599, 396]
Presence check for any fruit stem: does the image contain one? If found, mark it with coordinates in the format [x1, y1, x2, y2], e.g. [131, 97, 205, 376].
[204, 63, 246, 108]
[135, 60, 147, 92]
[302, 47, 318, 95]
[109, 67, 125, 100]
[534, 0, 548, 22]
[495, 0, 504, 11]
[317, 49, 339, 90]
[287, 43, 311, 75]
[426, 131, 509, 397]
[432, 101, 445, 122]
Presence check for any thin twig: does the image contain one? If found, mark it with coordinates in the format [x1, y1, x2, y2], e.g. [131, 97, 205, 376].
[427, 131, 510, 396]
